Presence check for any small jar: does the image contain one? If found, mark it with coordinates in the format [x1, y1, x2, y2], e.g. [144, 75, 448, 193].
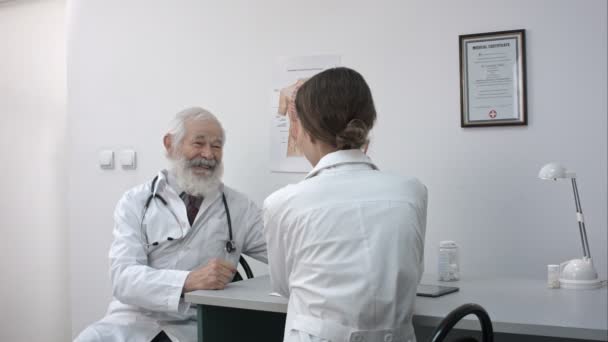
[547, 264, 560, 289]
[438, 241, 460, 281]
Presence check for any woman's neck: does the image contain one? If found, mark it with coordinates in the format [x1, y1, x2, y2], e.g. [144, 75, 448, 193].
[308, 142, 338, 167]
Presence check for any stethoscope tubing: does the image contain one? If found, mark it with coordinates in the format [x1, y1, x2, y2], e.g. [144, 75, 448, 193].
[141, 175, 235, 252]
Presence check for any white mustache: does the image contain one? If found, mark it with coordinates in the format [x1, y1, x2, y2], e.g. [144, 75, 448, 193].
[188, 158, 217, 169]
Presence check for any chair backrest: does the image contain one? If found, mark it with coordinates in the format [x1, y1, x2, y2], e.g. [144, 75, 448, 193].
[429, 303, 493, 342]
[232, 256, 254, 282]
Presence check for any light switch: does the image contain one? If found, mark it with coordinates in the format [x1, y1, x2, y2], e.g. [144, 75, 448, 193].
[119, 149, 137, 169]
[99, 150, 114, 169]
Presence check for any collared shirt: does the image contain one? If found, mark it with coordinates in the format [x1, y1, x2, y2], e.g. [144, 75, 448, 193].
[263, 149, 427, 342]
[75, 169, 267, 342]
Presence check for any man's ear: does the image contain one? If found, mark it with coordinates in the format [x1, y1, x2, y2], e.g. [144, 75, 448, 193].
[163, 134, 173, 155]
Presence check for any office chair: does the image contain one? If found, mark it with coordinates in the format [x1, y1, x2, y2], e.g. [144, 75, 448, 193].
[232, 256, 254, 282]
[429, 303, 493, 342]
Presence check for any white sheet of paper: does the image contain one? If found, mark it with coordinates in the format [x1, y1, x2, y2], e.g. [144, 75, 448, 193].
[270, 55, 341, 173]
[465, 37, 519, 121]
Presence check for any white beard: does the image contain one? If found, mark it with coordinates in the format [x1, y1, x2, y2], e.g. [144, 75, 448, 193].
[171, 156, 224, 197]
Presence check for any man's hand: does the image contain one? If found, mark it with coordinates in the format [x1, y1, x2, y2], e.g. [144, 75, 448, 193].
[183, 258, 237, 292]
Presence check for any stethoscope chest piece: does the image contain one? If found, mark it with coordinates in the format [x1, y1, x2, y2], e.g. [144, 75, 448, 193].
[225, 240, 236, 254]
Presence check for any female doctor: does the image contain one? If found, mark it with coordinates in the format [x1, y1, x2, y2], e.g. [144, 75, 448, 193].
[264, 67, 428, 342]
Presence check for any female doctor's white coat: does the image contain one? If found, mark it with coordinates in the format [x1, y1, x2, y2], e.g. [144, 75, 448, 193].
[263, 150, 427, 342]
[75, 170, 267, 342]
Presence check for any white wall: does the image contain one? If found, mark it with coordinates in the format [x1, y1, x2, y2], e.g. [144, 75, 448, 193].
[0, 1, 69, 341]
[67, 0, 607, 337]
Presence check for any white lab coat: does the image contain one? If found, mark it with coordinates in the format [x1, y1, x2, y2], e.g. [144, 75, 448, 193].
[263, 150, 427, 342]
[75, 170, 267, 342]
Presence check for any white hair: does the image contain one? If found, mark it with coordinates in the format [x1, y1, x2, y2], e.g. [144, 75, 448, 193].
[167, 107, 226, 153]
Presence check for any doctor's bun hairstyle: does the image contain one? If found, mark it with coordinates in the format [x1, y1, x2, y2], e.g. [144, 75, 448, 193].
[294, 67, 376, 150]
[336, 118, 369, 150]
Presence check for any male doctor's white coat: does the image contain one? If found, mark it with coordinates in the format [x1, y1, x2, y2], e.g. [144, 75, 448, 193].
[264, 150, 428, 342]
[75, 170, 267, 342]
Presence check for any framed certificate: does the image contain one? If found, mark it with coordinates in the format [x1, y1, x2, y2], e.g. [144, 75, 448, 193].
[459, 29, 527, 127]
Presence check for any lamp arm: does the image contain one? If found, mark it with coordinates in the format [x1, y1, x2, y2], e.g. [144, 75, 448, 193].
[571, 178, 591, 259]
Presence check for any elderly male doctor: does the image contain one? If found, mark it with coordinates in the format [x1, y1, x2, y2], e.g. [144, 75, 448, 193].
[75, 107, 267, 342]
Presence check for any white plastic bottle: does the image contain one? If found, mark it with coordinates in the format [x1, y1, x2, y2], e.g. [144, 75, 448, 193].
[547, 264, 560, 289]
[438, 241, 460, 281]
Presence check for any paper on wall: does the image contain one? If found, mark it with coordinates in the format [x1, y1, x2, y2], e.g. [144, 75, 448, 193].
[270, 55, 341, 173]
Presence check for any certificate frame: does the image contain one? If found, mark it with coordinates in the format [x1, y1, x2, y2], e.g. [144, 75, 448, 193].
[459, 29, 527, 127]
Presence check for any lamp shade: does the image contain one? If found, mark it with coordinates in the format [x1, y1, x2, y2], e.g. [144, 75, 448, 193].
[538, 162, 575, 180]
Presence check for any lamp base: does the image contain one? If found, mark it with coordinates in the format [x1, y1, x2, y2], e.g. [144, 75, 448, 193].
[559, 278, 602, 290]
[559, 257, 601, 290]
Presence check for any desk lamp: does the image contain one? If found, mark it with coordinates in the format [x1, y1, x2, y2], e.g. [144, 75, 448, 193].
[538, 162, 601, 289]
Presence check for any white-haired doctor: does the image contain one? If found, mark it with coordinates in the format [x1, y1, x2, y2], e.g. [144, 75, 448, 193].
[75, 107, 267, 342]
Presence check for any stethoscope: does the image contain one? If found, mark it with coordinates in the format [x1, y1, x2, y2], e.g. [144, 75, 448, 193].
[140, 175, 236, 254]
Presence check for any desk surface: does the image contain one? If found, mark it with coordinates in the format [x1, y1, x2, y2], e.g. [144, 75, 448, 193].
[185, 275, 608, 341]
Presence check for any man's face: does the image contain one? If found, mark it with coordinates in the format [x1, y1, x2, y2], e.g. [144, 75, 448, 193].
[177, 119, 223, 177]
